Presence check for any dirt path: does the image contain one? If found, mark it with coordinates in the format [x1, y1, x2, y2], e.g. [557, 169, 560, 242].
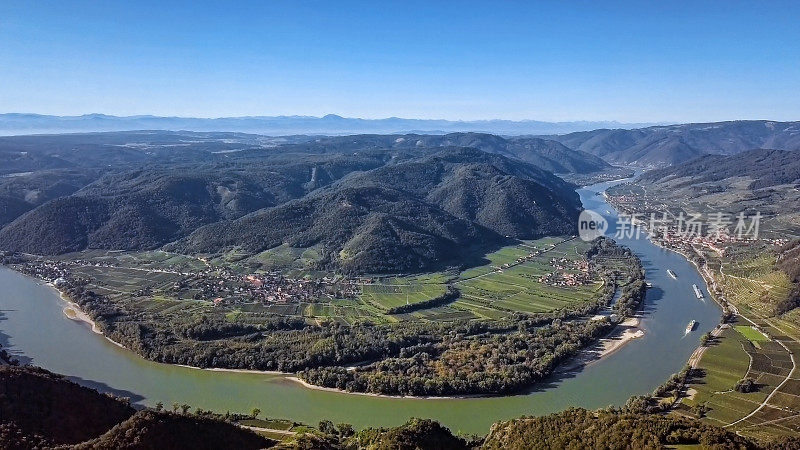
[687, 324, 727, 369]
[239, 424, 297, 436]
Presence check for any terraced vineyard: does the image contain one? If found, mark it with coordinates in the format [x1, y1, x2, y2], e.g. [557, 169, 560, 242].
[719, 245, 795, 317]
[453, 238, 604, 318]
[681, 318, 800, 440]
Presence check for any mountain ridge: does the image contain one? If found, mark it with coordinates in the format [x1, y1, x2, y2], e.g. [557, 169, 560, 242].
[546, 120, 800, 167]
[0, 113, 659, 136]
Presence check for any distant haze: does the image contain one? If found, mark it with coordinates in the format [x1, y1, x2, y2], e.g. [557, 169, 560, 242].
[0, 113, 661, 137]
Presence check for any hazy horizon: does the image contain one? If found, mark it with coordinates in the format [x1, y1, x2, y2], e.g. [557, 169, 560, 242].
[3, 1, 800, 123]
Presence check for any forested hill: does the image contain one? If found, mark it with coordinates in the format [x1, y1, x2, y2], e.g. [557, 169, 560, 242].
[637, 148, 800, 189]
[546, 120, 800, 167]
[0, 365, 273, 449]
[171, 148, 581, 273]
[0, 141, 581, 273]
[0, 154, 392, 255]
[277, 132, 613, 174]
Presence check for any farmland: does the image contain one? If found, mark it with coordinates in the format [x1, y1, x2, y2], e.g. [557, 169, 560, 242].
[27, 237, 610, 328]
[5, 235, 647, 396]
[453, 238, 603, 318]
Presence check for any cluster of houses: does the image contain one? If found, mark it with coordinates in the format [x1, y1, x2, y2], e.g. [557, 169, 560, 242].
[2, 253, 362, 309]
[12, 259, 71, 284]
[173, 271, 360, 307]
[538, 257, 593, 287]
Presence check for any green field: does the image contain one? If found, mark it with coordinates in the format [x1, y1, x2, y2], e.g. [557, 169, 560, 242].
[453, 238, 604, 317]
[360, 273, 450, 311]
[735, 326, 769, 345]
[40, 237, 613, 328]
[681, 327, 759, 426]
[680, 320, 800, 440]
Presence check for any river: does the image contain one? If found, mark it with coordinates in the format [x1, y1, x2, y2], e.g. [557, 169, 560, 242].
[0, 177, 721, 435]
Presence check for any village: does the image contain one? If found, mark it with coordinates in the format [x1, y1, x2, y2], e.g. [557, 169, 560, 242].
[1, 252, 362, 308]
[538, 257, 593, 287]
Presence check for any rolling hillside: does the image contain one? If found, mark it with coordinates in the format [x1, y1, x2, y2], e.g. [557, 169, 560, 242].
[172, 148, 581, 273]
[548, 120, 800, 166]
[280, 132, 613, 174]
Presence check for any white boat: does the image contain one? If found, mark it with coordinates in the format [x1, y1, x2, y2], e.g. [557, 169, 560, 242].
[692, 284, 704, 299]
[667, 269, 677, 279]
[646, 282, 653, 288]
[685, 320, 696, 333]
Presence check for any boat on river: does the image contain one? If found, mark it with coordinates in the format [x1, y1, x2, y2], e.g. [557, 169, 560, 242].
[685, 320, 696, 333]
[0, 175, 726, 434]
[667, 269, 677, 279]
[692, 284, 704, 299]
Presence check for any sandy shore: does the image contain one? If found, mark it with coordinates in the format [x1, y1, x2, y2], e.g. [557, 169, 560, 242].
[600, 317, 645, 357]
[285, 376, 485, 400]
[557, 316, 645, 373]
[58, 290, 128, 350]
[175, 364, 289, 376]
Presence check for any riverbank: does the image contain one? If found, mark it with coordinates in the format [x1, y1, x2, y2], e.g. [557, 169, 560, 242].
[0, 177, 725, 433]
[285, 376, 488, 400]
[58, 289, 127, 350]
[558, 316, 644, 373]
[45, 271, 649, 401]
[54, 283, 296, 377]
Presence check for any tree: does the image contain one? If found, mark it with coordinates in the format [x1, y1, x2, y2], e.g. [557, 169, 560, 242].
[155, 402, 164, 412]
[735, 378, 756, 393]
[172, 402, 179, 413]
[337, 423, 354, 437]
[694, 403, 709, 418]
[318, 420, 336, 435]
[700, 332, 712, 346]
[181, 404, 191, 415]
[251, 408, 261, 419]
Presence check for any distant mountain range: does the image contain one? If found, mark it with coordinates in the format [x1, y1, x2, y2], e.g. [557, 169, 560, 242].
[0, 113, 658, 136]
[548, 120, 800, 167]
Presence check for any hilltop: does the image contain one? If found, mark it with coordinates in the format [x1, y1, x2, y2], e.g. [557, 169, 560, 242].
[171, 148, 581, 273]
[546, 120, 800, 166]
[0, 134, 582, 273]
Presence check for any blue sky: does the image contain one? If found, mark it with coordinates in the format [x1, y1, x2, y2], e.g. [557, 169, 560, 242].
[1, 1, 798, 122]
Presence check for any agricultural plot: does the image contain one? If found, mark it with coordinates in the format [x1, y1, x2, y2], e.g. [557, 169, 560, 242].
[253, 244, 324, 271]
[735, 326, 769, 346]
[719, 248, 794, 317]
[46, 236, 612, 330]
[454, 238, 603, 316]
[681, 327, 758, 426]
[361, 282, 448, 311]
[684, 320, 800, 440]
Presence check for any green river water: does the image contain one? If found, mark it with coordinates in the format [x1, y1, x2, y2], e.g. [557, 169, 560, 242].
[0, 178, 722, 434]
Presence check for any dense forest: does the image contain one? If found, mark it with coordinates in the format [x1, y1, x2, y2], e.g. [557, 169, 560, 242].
[0, 135, 585, 274]
[637, 148, 800, 190]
